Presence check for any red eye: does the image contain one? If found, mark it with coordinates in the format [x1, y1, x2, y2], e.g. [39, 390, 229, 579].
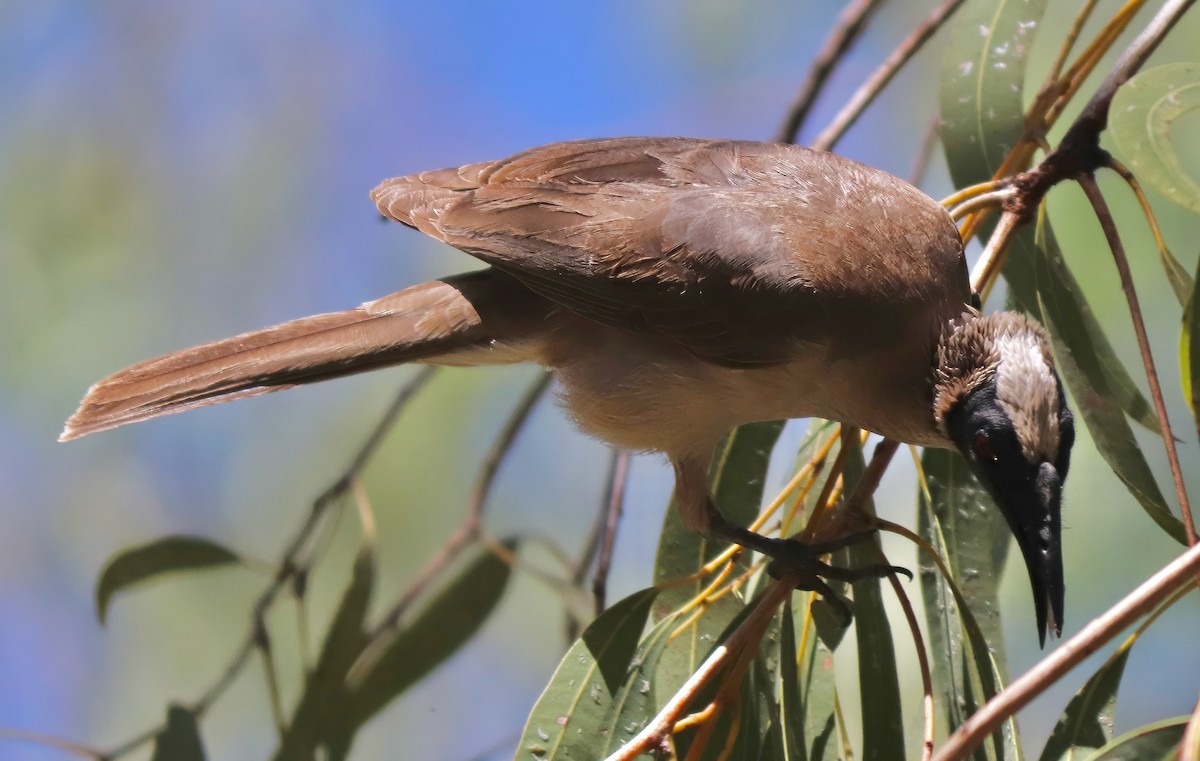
[974, 432, 996, 462]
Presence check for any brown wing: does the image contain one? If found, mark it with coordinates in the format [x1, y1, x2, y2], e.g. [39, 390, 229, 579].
[372, 137, 967, 365]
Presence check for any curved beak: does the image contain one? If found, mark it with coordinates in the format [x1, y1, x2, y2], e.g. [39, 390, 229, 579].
[995, 461, 1064, 648]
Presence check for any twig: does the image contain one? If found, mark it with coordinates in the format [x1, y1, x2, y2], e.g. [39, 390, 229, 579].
[776, 0, 888, 144]
[0, 728, 103, 760]
[1077, 174, 1196, 546]
[593, 449, 630, 615]
[968, 209, 1022, 298]
[932, 540, 1200, 760]
[909, 112, 942, 188]
[888, 571, 934, 761]
[811, 0, 969, 151]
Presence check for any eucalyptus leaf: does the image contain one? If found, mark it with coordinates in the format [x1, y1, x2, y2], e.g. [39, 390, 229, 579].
[151, 705, 206, 761]
[653, 420, 784, 694]
[1038, 640, 1131, 760]
[513, 587, 671, 760]
[1182, 256, 1200, 424]
[1080, 716, 1187, 761]
[919, 448, 1019, 760]
[95, 536, 243, 625]
[841, 438, 904, 760]
[348, 540, 516, 722]
[1110, 63, 1200, 214]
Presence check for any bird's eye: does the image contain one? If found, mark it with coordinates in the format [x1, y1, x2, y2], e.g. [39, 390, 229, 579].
[973, 431, 996, 462]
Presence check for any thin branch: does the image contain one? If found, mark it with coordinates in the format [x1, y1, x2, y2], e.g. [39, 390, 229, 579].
[932, 539, 1200, 760]
[909, 112, 942, 188]
[358, 371, 551, 650]
[968, 209, 1022, 298]
[593, 449, 630, 615]
[811, 0, 969, 151]
[888, 572, 934, 761]
[256, 623, 288, 739]
[1077, 174, 1196, 546]
[776, 0, 888, 144]
[0, 728, 103, 760]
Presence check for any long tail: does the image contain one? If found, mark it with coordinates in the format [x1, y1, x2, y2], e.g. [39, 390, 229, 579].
[60, 270, 546, 441]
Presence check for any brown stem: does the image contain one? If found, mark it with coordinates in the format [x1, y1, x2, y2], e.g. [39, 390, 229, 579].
[593, 449, 630, 615]
[1077, 174, 1197, 546]
[811, 0, 969, 151]
[0, 728, 104, 760]
[933, 539, 1200, 760]
[888, 572, 934, 761]
[776, 0, 888, 144]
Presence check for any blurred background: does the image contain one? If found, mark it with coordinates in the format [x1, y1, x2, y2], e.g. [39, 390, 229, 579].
[2, 2, 1198, 759]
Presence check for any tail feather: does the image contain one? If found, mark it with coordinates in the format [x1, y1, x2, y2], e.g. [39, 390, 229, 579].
[60, 271, 544, 441]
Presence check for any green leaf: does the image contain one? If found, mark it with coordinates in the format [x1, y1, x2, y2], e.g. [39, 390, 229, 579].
[1038, 640, 1132, 760]
[581, 587, 659, 694]
[653, 420, 784, 694]
[919, 449, 1019, 760]
[939, 0, 1047, 186]
[151, 705, 206, 761]
[840, 438, 904, 761]
[940, 0, 1163, 438]
[95, 536, 243, 625]
[513, 588, 671, 760]
[800, 627, 841, 761]
[1081, 716, 1188, 761]
[273, 547, 377, 761]
[1110, 63, 1200, 214]
[1182, 255, 1200, 423]
[348, 541, 515, 722]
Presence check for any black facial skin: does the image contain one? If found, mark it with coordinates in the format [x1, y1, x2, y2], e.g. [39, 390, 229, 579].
[945, 377, 1074, 647]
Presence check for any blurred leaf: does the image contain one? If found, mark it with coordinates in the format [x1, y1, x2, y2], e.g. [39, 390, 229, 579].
[841, 439, 904, 759]
[1182, 256, 1200, 422]
[919, 449, 1019, 760]
[95, 536, 243, 625]
[151, 705, 206, 761]
[1038, 639, 1131, 760]
[1081, 716, 1188, 760]
[514, 588, 672, 760]
[273, 547, 377, 761]
[653, 421, 784, 694]
[348, 540, 515, 722]
[940, 0, 1162, 438]
[1110, 63, 1200, 213]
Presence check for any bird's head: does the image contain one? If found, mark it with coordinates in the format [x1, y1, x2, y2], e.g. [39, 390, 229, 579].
[934, 311, 1075, 647]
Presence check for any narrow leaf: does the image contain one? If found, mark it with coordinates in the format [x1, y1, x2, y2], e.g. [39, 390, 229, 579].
[1182, 256, 1200, 423]
[272, 547, 377, 761]
[348, 540, 515, 722]
[919, 448, 1019, 760]
[582, 587, 659, 694]
[95, 536, 242, 625]
[1082, 716, 1188, 761]
[842, 439, 905, 759]
[941, 0, 1162, 437]
[1038, 641, 1132, 760]
[514, 588, 670, 760]
[1110, 63, 1200, 213]
[653, 420, 784, 694]
[151, 705, 206, 761]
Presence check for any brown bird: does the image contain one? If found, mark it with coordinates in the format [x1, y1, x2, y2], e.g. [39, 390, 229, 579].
[61, 137, 1074, 643]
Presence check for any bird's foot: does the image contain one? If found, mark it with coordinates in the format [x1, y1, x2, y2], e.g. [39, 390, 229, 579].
[722, 526, 911, 626]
